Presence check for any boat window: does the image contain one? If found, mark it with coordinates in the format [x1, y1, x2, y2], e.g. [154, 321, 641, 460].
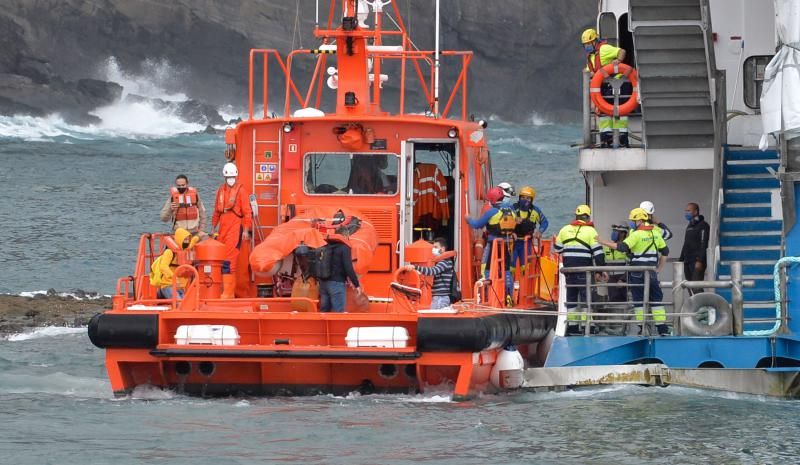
[743, 56, 773, 110]
[304, 152, 399, 195]
[599, 13, 617, 46]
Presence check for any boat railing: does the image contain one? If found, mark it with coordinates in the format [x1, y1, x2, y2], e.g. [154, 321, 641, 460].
[558, 262, 773, 337]
[476, 237, 559, 308]
[247, 31, 473, 120]
[581, 70, 643, 149]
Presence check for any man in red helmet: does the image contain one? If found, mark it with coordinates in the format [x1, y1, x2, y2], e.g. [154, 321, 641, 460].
[466, 186, 517, 304]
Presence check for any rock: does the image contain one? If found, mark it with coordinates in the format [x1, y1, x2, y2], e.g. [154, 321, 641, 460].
[76, 78, 123, 106]
[46, 288, 58, 297]
[16, 55, 54, 84]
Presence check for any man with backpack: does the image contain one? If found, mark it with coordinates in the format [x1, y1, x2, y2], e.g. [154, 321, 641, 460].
[314, 234, 363, 313]
[401, 237, 457, 309]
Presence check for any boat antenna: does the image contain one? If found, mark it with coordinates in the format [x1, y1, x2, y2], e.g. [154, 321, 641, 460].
[315, 0, 319, 29]
[433, 0, 440, 116]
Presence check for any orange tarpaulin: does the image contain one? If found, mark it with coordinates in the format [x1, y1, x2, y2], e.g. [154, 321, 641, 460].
[249, 206, 378, 276]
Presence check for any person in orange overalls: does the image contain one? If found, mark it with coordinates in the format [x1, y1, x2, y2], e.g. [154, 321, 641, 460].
[212, 162, 252, 298]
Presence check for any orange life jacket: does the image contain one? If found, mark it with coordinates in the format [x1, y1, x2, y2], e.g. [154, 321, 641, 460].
[170, 186, 199, 221]
[215, 183, 244, 217]
[413, 163, 450, 224]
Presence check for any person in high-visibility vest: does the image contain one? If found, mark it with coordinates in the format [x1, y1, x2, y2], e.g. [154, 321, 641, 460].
[582, 28, 632, 148]
[553, 204, 607, 334]
[600, 208, 670, 336]
[511, 186, 549, 272]
[603, 223, 630, 304]
[639, 200, 673, 241]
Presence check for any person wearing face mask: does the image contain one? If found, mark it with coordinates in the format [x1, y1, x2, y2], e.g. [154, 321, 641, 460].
[582, 28, 631, 148]
[511, 186, 549, 273]
[402, 237, 455, 310]
[679, 202, 710, 294]
[599, 208, 670, 336]
[160, 174, 208, 236]
[212, 162, 253, 299]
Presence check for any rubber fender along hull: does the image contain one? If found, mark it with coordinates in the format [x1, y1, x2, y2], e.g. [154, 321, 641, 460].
[417, 313, 556, 352]
[88, 313, 159, 348]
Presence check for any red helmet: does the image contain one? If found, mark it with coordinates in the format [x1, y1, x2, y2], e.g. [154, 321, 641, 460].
[486, 186, 505, 204]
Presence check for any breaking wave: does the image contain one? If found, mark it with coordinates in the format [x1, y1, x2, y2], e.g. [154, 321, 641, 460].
[0, 57, 212, 140]
[5, 327, 87, 342]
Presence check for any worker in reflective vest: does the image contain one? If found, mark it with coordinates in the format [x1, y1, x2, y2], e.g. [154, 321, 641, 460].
[553, 204, 606, 334]
[582, 28, 631, 148]
[600, 208, 670, 336]
[603, 223, 630, 304]
[212, 162, 252, 299]
[511, 186, 549, 272]
[160, 174, 207, 235]
[638, 200, 673, 241]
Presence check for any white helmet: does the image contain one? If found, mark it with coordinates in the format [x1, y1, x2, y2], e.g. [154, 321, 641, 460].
[498, 182, 515, 199]
[639, 200, 655, 215]
[222, 162, 238, 177]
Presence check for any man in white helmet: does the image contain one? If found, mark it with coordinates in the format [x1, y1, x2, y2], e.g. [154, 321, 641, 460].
[498, 182, 515, 206]
[212, 162, 253, 298]
[638, 200, 673, 241]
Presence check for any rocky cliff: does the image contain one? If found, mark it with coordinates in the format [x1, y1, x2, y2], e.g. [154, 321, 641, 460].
[0, 0, 594, 124]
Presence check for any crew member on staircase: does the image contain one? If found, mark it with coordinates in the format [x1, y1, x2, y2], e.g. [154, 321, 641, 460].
[466, 186, 517, 303]
[680, 202, 710, 294]
[582, 28, 631, 148]
[212, 162, 252, 299]
[639, 200, 673, 241]
[160, 174, 207, 236]
[553, 204, 607, 334]
[599, 208, 670, 335]
[511, 186, 549, 272]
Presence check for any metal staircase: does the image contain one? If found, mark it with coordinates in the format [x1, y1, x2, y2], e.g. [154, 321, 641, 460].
[630, 0, 715, 149]
[717, 148, 782, 331]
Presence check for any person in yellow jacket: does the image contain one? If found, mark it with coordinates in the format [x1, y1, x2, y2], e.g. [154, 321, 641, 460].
[599, 208, 670, 336]
[553, 204, 607, 334]
[151, 228, 199, 299]
[582, 28, 632, 148]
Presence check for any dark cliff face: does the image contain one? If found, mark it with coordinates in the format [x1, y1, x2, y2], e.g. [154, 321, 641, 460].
[0, 0, 594, 124]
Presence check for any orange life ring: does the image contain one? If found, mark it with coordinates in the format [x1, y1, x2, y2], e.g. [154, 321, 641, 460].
[590, 63, 639, 116]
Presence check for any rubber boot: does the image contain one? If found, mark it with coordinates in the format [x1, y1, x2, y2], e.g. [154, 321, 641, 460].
[221, 274, 236, 299]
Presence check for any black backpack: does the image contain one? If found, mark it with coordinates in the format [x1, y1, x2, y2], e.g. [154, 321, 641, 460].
[449, 263, 462, 303]
[309, 244, 334, 281]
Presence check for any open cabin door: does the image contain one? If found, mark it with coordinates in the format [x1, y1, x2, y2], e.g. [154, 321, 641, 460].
[398, 140, 460, 266]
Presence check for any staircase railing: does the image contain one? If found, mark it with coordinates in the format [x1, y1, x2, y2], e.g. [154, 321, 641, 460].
[708, 70, 727, 280]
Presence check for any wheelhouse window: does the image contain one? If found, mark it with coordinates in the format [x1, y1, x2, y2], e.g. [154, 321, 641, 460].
[743, 55, 773, 110]
[304, 152, 399, 195]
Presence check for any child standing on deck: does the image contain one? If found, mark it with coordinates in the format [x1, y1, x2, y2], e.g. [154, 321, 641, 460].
[402, 237, 455, 310]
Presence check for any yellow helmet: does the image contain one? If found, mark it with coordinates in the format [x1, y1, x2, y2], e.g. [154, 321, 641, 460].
[575, 204, 591, 216]
[519, 186, 536, 200]
[629, 207, 649, 222]
[581, 28, 598, 44]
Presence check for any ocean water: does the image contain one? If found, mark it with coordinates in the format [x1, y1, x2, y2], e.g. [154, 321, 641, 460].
[2, 329, 800, 464]
[2, 104, 797, 463]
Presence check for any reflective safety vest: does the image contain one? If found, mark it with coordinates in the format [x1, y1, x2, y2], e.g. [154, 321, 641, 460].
[604, 246, 628, 276]
[413, 163, 449, 224]
[622, 225, 667, 267]
[553, 221, 605, 267]
[170, 186, 199, 221]
[214, 183, 244, 217]
[486, 206, 517, 237]
[514, 205, 541, 237]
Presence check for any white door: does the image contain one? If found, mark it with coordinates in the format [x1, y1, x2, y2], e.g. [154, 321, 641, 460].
[398, 140, 415, 265]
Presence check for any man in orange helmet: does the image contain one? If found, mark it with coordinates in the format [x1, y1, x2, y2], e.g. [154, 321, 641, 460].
[212, 162, 253, 298]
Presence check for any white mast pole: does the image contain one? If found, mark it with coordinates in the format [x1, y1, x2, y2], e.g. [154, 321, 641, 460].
[315, 0, 319, 29]
[434, 0, 440, 116]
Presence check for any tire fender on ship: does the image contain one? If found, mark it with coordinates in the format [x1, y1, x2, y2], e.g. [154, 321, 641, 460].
[680, 292, 733, 336]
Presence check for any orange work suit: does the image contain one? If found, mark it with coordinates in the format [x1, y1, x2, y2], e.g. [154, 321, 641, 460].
[212, 182, 253, 273]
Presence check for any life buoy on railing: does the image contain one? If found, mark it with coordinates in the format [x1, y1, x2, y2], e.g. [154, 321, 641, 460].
[590, 63, 639, 116]
[680, 292, 733, 336]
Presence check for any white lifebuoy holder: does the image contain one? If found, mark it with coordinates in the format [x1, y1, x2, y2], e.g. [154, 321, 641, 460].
[680, 292, 733, 336]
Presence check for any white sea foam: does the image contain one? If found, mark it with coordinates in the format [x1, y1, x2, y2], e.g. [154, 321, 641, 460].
[5, 327, 87, 342]
[0, 56, 208, 140]
[13, 290, 108, 300]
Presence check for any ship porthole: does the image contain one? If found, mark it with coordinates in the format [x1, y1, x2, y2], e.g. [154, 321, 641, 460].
[378, 364, 398, 379]
[175, 361, 191, 376]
